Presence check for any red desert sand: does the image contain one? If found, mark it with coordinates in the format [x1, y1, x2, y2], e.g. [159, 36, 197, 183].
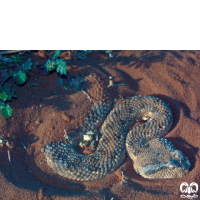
[0, 50, 199, 200]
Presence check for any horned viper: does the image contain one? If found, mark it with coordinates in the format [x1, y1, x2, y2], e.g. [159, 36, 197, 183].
[42, 73, 191, 181]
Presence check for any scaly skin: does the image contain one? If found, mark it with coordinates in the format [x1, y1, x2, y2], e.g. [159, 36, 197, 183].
[43, 76, 191, 181]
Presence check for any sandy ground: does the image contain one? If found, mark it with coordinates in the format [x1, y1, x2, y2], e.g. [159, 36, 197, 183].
[0, 50, 200, 200]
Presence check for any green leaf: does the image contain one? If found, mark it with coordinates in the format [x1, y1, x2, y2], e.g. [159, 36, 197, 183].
[13, 70, 27, 85]
[0, 101, 4, 109]
[21, 58, 32, 71]
[0, 55, 12, 63]
[52, 50, 61, 60]
[0, 84, 16, 101]
[87, 50, 92, 53]
[11, 55, 25, 63]
[45, 59, 56, 71]
[0, 92, 8, 101]
[55, 60, 68, 75]
[9, 70, 14, 76]
[0, 62, 9, 70]
[0, 104, 12, 118]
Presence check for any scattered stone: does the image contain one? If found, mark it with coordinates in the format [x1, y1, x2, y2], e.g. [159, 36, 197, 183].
[35, 119, 40, 125]
[0, 138, 4, 148]
[79, 141, 87, 148]
[85, 130, 95, 135]
[59, 51, 72, 60]
[83, 134, 93, 142]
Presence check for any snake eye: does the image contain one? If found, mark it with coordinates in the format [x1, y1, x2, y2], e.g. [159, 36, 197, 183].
[171, 150, 182, 161]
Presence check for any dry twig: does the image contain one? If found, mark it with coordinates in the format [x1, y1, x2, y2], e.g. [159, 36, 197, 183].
[7, 150, 11, 165]
[44, 51, 53, 59]
[82, 90, 92, 102]
[0, 50, 26, 55]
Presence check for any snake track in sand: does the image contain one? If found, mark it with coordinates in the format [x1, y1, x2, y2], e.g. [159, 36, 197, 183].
[43, 73, 191, 181]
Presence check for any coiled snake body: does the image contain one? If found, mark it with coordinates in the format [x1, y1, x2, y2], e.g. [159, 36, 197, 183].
[43, 74, 191, 181]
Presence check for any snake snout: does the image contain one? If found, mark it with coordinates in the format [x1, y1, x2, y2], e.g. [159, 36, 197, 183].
[170, 150, 191, 172]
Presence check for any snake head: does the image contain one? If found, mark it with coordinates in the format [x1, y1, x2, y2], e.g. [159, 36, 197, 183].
[167, 149, 191, 174]
[133, 138, 191, 179]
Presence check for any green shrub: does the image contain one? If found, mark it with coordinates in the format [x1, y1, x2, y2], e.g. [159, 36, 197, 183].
[45, 51, 68, 75]
[13, 70, 27, 85]
[0, 104, 12, 118]
[0, 92, 8, 101]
